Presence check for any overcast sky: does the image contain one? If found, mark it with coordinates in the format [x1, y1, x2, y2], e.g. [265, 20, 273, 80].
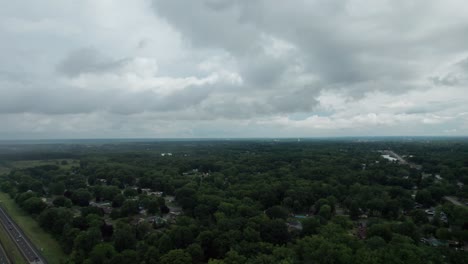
[1, 0, 468, 139]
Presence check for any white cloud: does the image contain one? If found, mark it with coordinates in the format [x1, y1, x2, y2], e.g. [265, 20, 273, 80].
[1, 0, 468, 138]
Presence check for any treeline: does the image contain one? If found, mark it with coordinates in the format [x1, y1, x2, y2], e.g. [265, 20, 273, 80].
[0, 141, 467, 263]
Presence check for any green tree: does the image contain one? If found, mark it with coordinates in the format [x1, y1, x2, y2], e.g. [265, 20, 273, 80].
[318, 205, 332, 220]
[102, 186, 121, 201]
[265, 205, 289, 220]
[39, 207, 73, 236]
[224, 250, 246, 264]
[110, 249, 138, 264]
[53, 196, 72, 208]
[411, 209, 429, 224]
[158, 234, 174, 255]
[74, 227, 102, 252]
[113, 223, 136, 252]
[22, 197, 47, 214]
[415, 190, 432, 206]
[112, 194, 125, 208]
[367, 198, 385, 216]
[49, 181, 66, 195]
[147, 199, 159, 215]
[435, 228, 451, 240]
[120, 200, 139, 217]
[71, 188, 92, 206]
[314, 199, 330, 213]
[367, 223, 393, 242]
[186, 243, 204, 263]
[296, 236, 353, 264]
[260, 219, 290, 245]
[160, 249, 191, 264]
[123, 188, 138, 198]
[144, 246, 160, 264]
[302, 217, 321, 236]
[89, 243, 117, 264]
[175, 187, 197, 211]
[170, 226, 194, 248]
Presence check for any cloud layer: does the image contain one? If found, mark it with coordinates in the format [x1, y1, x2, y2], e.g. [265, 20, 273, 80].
[1, 0, 468, 138]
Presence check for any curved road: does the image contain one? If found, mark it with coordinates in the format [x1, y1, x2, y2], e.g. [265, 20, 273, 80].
[0, 205, 46, 264]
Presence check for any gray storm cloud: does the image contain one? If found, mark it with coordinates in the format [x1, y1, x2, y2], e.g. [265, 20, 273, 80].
[57, 48, 130, 77]
[0, 0, 467, 138]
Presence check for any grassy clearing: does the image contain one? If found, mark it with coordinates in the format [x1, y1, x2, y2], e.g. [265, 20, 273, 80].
[0, 222, 27, 264]
[10, 159, 79, 170]
[0, 192, 67, 264]
[0, 159, 78, 177]
[0, 166, 10, 175]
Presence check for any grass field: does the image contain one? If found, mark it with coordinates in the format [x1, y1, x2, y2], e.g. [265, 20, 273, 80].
[0, 162, 10, 175]
[0, 167, 9, 175]
[0, 222, 27, 264]
[0, 192, 67, 264]
[0, 159, 79, 176]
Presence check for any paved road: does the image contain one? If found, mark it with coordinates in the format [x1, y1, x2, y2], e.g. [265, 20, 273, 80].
[0, 205, 46, 264]
[444, 196, 467, 208]
[0, 243, 10, 264]
[382, 150, 422, 170]
[383, 150, 408, 164]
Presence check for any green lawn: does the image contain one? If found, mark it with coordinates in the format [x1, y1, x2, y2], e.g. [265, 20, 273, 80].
[0, 222, 27, 264]
[0, 192, 67, 264]
[0, 166, 10, 176]
[10, 159, 79, 170]
[0, 159, 79, 177]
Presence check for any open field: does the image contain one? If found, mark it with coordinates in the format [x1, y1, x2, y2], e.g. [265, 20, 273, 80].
[0, 159, 79, 176]
[0, 192, 66, 264]
[0, 166, 9, 175]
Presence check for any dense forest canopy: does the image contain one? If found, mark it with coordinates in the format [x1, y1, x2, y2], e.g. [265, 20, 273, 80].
[0, 139, 467, 263]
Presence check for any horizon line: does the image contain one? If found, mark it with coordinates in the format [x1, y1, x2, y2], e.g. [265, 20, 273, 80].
[0, 135, 467, 143]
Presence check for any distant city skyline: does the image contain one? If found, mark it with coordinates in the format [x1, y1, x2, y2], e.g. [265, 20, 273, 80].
[1, 0, 468, 139]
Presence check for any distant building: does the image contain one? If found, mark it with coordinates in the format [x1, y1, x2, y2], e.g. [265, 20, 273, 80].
[97, 178, 107, 184]
[90, 201, 112, 214]
[425, 209, 435, 216]
[421, 173, 432, 179]
[420, 237, 447, 247]
[147, 216, 166, 225]
[140, 188, 163, 197]
[286, 220, 303, 232]
[356, 222, 367, 239]
[141, 188, 151, 194]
